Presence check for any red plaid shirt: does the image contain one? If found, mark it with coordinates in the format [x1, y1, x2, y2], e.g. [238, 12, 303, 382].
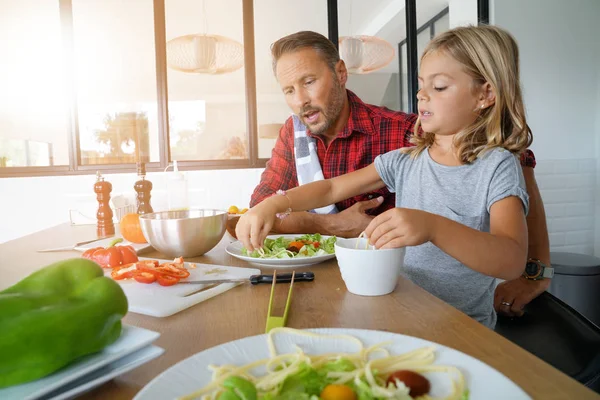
[251, 90, 536, 214]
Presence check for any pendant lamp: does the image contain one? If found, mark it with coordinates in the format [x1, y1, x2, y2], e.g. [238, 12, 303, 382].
[167, 34, 244, 74]
[166, 0, 243, 74]
[339, 35, 395, 74]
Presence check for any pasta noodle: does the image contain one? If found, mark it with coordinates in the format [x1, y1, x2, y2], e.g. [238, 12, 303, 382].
[356, 231, 374, 250]
[179, 327, 467, 400]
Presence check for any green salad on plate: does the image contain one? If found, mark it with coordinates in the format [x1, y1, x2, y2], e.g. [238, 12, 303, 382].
[241, 234, 336, 259]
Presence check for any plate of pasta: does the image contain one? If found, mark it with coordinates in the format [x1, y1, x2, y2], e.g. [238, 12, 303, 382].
[133, 327, 530, 400]
[226, 234, 337, 268]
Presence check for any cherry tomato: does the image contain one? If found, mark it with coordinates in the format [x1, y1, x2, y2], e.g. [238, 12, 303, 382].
[320, 384, 357, 400]
[386, 370, 430, 397]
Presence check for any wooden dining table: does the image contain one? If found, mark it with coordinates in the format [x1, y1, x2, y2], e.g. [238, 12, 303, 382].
[1, 223, 598, 400]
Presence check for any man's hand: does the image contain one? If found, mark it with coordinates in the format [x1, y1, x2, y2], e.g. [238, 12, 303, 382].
[326, 196, 383, 238]
[494, 277, 551, 317]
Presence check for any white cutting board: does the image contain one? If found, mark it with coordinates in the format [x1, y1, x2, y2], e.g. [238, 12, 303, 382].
[105, 261, 260, 318]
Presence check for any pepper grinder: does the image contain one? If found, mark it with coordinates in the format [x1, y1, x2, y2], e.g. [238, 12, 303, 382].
[134, 162, 153, 214]
[94, 171, 115, 237]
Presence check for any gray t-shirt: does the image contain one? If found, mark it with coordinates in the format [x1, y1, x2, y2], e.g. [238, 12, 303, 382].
[374, 147, 529, 328]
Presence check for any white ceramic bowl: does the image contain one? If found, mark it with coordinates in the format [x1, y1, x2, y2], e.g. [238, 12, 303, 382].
[334, 237, 406, 296]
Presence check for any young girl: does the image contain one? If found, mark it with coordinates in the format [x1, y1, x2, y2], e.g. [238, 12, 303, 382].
[237, 25, 532, 329]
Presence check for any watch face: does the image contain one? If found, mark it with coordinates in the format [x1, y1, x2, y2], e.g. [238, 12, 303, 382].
[525, 261, 541, 278]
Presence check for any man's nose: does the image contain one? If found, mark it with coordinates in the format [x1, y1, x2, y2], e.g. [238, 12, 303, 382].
[293, 89, 310, 109]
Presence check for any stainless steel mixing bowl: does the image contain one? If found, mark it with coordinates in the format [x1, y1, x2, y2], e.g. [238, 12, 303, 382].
[139, 209, 227, 258]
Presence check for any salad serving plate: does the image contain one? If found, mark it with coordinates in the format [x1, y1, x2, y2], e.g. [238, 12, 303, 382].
[225, 234, 337, 268]
[134, 328, 531, 400]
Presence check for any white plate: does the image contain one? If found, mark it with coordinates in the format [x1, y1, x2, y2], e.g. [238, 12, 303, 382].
[134, 328, 531, 400]
[41, 345, 164, 400]
[0, 325, 160, 400]
[74, 235, 153, 255]
[226, 234, 336, 268]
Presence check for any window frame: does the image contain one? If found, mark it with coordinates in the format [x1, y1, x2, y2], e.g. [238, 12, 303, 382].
[0, 0, 489, 178]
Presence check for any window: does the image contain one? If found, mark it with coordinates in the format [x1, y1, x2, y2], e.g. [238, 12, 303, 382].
[253, 0, 328, 159]
[340, 0, 406, 111]
[166, 0, 248, 162]
[0, 0, 480, 177]
[72, 0, 160, 166]
[0, 0, 70, 168]
[399, 4, 450, 112]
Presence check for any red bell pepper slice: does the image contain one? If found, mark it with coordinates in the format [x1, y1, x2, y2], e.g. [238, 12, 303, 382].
[133, 271, 157, 284]
[136, 260, 190, 279]
[157, 275, 180, 286]
[110, 263, 140, 280]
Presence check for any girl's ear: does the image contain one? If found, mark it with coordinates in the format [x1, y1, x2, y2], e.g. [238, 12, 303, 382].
[481, 82, 496, 108]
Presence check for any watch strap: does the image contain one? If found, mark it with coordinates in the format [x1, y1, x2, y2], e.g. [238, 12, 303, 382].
[542, 266, 554, 279]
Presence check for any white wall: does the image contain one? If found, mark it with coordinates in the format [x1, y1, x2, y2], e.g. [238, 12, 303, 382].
[492, 0, 600, 256]
[0, 169, 263, 244]
[493, 0, 599, 160]
[448, 0, 478, 28]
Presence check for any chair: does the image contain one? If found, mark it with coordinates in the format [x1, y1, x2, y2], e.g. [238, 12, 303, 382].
[495, 291, 600, 393]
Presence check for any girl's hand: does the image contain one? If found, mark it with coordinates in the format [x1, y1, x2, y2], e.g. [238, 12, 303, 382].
[364, 208, 437, 249]
[235, 200, 278, 251]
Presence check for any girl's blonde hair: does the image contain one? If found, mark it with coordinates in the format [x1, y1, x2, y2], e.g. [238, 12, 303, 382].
[406, 25, 532, 163]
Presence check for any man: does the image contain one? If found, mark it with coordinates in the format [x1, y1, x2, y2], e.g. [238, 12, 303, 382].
[250, 31, 551, 318]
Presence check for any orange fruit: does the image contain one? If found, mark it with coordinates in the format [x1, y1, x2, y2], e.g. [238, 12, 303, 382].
[120, 213, 147, 244]
[228, 205, 239, 214]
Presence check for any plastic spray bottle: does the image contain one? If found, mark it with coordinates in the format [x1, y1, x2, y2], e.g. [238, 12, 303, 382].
[165, 160, 189, 211]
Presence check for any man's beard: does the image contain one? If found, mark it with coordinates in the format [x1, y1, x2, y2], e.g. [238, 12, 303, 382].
[301, 80, 345, 135]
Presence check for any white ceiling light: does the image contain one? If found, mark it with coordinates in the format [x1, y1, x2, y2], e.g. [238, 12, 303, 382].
[166, 0, 243, 75]
[167, 34, 244, 74]
[339, 35, 395, 74]
[339, 0, 395, 74]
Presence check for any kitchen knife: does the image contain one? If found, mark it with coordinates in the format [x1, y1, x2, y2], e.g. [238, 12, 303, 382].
[37, 236, 115, 252]
[180, 271, 314, 285]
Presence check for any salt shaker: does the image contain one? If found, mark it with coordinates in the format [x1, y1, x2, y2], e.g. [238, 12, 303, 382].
[94, 171, 115, 237]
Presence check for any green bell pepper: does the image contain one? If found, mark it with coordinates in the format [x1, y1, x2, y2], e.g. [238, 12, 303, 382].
[0, 258, 128, 388]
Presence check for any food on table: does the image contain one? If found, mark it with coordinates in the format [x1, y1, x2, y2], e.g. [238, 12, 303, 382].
[82, 240, 138, 268]
[228, 205, 248, 215]
[110, 257, 190, 286]
[320, 384, 357, 400]
[242, 234, 336, 259]
[120, 212, 148, 244]
[226, 207, 247, 239]
[0, 258, 127, 388]
[181, 327, 467, 400]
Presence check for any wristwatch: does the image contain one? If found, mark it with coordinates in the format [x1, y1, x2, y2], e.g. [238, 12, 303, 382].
[522, 258, 554, 280]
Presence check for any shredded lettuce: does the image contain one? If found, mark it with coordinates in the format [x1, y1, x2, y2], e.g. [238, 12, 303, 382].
[242, 235, 336, 259]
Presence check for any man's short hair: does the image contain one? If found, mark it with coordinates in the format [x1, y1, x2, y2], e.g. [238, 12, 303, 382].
[271, 31, 340, 75]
